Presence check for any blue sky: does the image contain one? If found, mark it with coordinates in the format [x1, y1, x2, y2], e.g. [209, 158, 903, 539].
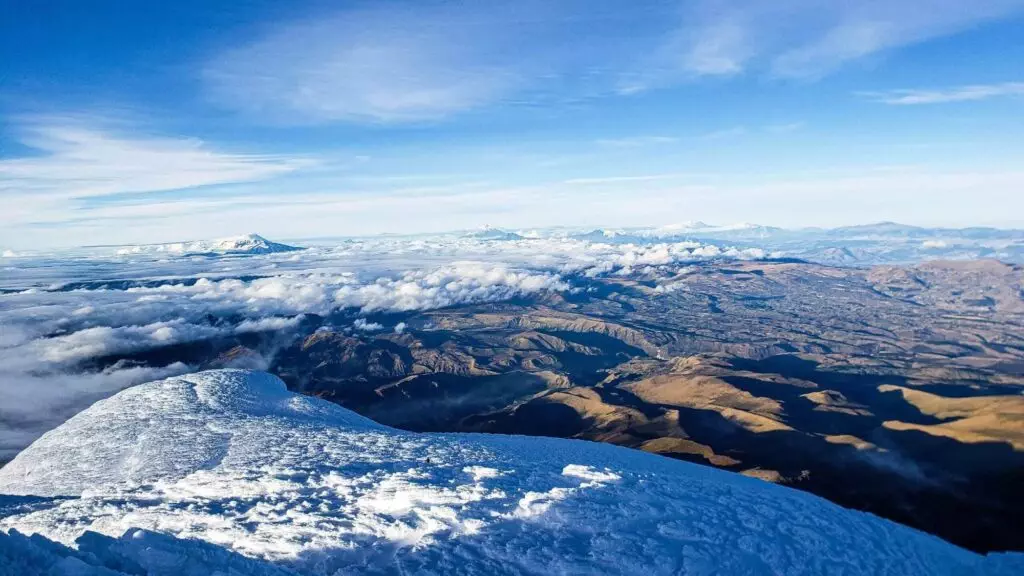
[2, 0, 1024, 248]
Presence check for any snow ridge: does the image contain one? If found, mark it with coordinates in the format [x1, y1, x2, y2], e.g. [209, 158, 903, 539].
[0, 370, 1019, 575]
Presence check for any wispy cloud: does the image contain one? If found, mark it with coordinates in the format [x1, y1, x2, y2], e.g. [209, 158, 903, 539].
[626, 0, 1024, 89]
[204, 4, 534, 123]
[594, 136, 679, 147]
[593, 127, 745, 149]
[563, 173, 694, 185]
[767, 1, 1024, 79]
[682, 19, 750, 77]
[764, 122, 805, 134]
[200, 1, 1024, 121]
[0, 117, 312, 234]
[5, 163, 1024, 249]
[862, 82, 1024, 105]
[700, 126, 747, 140]
[0, 117, 309, 200]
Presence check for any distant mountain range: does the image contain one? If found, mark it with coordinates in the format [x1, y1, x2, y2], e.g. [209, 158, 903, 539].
[561, 221, 1024, 242]
[451, 222, 1024, 266]
[9, 223, 1017, 266]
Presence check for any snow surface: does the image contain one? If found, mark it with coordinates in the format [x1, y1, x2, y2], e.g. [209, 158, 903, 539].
[1, 370, 1021, 575]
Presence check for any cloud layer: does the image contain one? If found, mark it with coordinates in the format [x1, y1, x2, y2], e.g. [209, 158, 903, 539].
[0, 234, 768, 459]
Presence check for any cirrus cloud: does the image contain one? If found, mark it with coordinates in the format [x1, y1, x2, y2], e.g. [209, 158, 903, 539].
[201, 0, 1024, 123]
[0, 117, 314, 237]
[0, 118, 310, 201]
[862, 81, 1024, 105]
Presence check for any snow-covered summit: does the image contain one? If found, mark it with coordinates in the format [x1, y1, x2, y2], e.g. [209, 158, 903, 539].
[204, 233, 302, 254]
[462, 226, 524, 241]
[653, 221, 712, 233]
[0, 370, 1020, 575]
[115, 234, 302, 256]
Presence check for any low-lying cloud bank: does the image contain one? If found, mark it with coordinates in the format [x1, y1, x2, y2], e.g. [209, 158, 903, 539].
[0, 236, 764, 459]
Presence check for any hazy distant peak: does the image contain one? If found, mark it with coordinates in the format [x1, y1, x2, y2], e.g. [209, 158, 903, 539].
[655, 221, 711, 231]
[462, 226, 524, 240]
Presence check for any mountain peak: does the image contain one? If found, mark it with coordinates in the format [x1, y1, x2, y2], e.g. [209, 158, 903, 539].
[463, 226, 523, 240]
[0, 369, 1012, 575]
[116, 234, 302, 256]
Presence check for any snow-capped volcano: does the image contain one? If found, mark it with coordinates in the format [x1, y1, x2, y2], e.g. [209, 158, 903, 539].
[653, 221, 712, 232]
[461, 225, 524, 241]
[115, 234, 301, 256]
[203, 233, 301, 254]
[0, 370, 1019, 575]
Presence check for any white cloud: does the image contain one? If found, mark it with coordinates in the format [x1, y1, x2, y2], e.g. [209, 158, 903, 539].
[202, 1, 1024, 123]
[0, 118, 312, 239]
[627, 0, 1024, 88]
[0, 248, 585, 457]
[593, 128, 744, 148]
[25, 320, 222, 365]
[766, 1, 1024, 79]
[563, 174, 693, 185]
[235, 316, 304, 334]
[862, 82, 1024, 105]
[0, 363, 191, 460]
[594, 136, 679, 147]
[352, 318, 384, 332]
[674, 17, 752, 78]
[765, 122, 805, 133]
[0, 234, 755, 367]
[204, 4, 527, 123]
[0, 119, 309, 201]
[333, 262, 570, 313]
[701, 127, 747, 140]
